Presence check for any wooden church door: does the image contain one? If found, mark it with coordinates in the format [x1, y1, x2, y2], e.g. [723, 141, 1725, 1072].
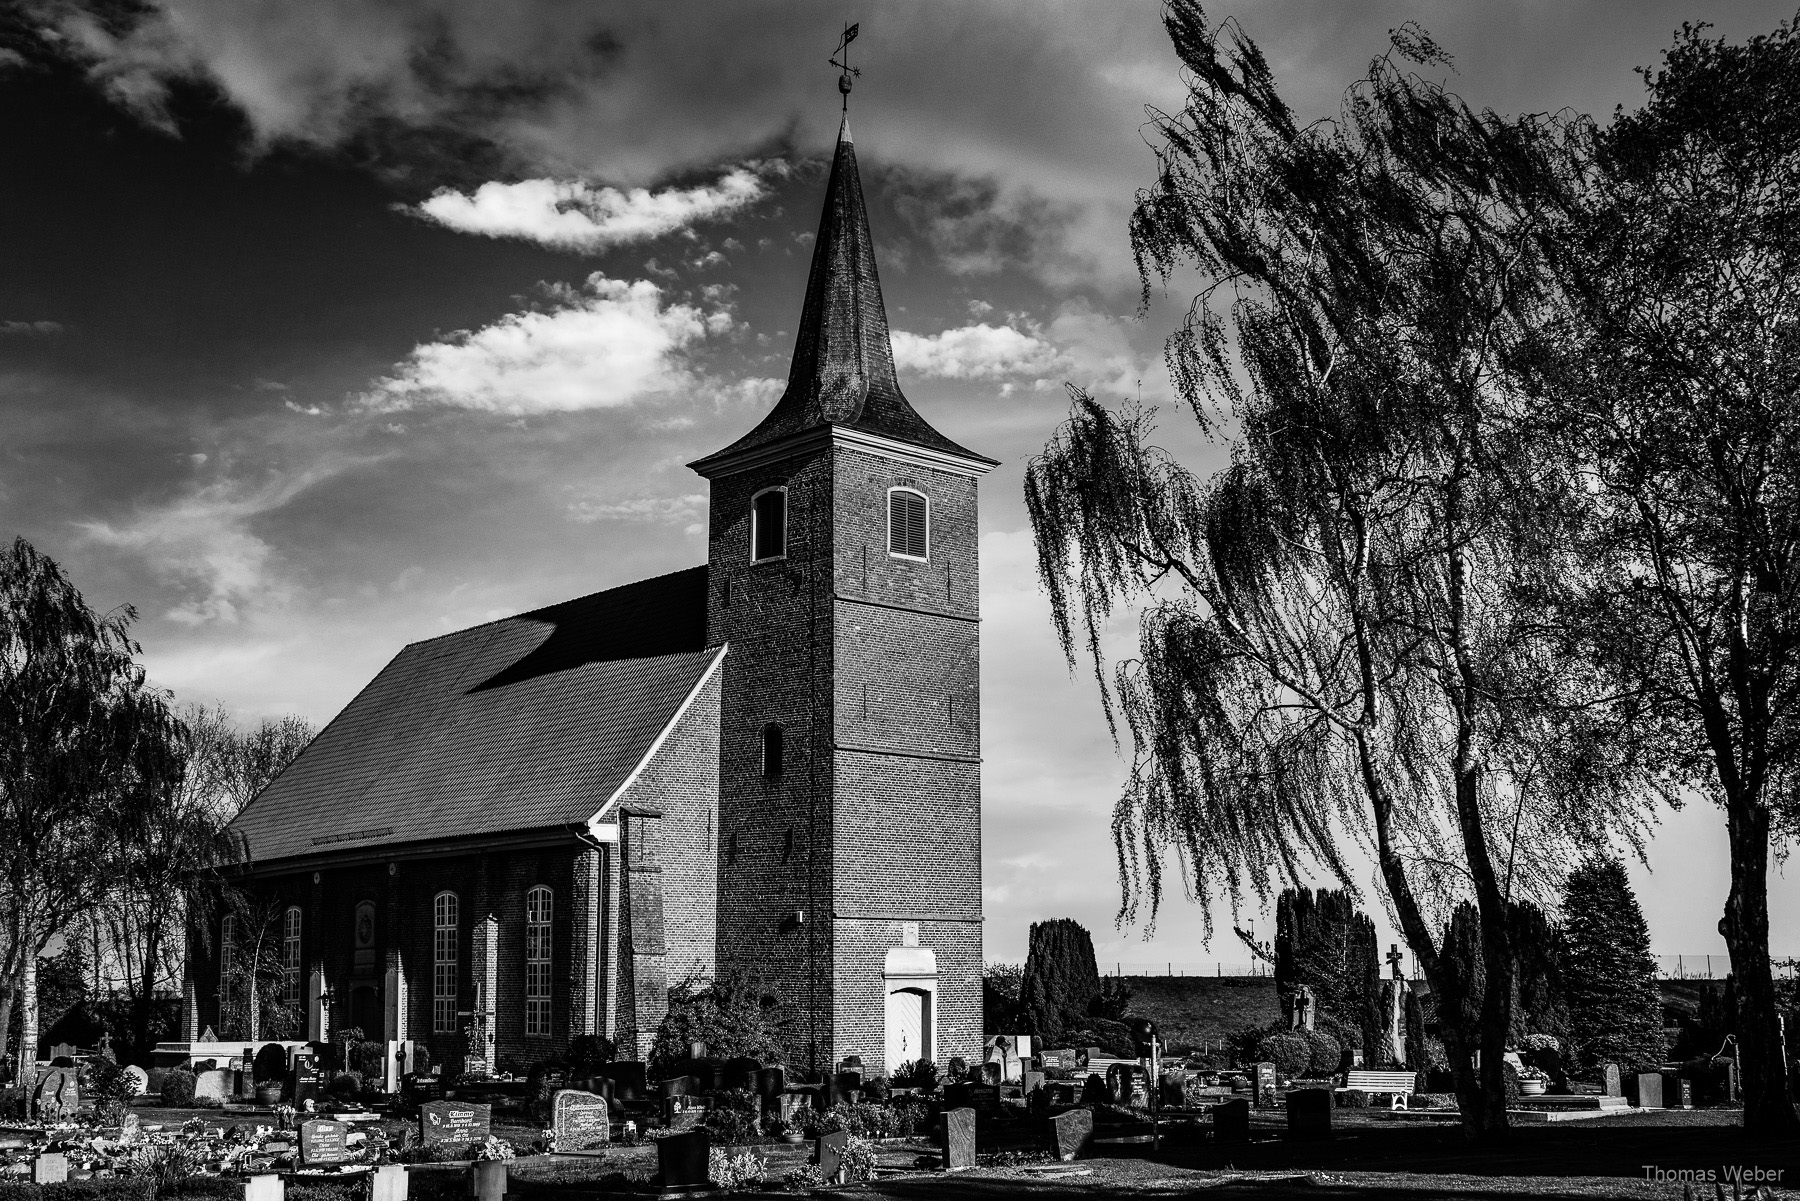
[885, 988, 931, 1069]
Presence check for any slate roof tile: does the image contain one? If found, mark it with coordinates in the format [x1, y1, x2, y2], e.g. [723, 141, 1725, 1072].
[230, 566, 715, 865]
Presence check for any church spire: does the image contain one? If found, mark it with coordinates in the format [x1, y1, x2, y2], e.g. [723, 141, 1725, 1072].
[691, 109, 994, 476]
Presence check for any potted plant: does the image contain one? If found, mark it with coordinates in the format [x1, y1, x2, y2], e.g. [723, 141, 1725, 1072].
[1518, 1067, 1550, 1097]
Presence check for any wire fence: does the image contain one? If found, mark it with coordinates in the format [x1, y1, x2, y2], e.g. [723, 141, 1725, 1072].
[1080, 956, 1798, 981]
[1106, 962, 1272, 978]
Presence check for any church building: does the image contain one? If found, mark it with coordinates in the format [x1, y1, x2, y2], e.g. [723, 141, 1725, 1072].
[204, 115, 995, 1081]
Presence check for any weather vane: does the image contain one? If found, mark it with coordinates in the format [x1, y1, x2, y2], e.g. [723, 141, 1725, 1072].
[829, 22, 860, 112]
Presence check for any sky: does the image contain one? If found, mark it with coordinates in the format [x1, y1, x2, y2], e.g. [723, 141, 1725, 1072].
[4, 0, 1798, 971]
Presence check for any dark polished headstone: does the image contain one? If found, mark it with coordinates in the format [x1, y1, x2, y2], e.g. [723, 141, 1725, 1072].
[1079, 1074, 1108, 1105]
[938, 1107, 977, 1171]
[1213, 1098, 1250, 1142]
[656, 1128, 712, 1193]
[605, 1061, 649, 1101]
[419, 1101, 491, 1148]
[723, 1058, 761, 1092]
[752, 1067, 786, 1099]
[1284, 1089, 1332, 1139]
[814, 1130, 849, 1183]
[1046, 1108, 1093, 1161]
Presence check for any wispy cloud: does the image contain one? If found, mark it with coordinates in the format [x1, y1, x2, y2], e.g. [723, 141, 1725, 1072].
[76, 460, 366, 626]
[360, 275, 723, 414]
[566, 492, 706, 535]
[891, 322, 1061, 380]
[0, 320, 65, 337]
[412, 169, 767, 253]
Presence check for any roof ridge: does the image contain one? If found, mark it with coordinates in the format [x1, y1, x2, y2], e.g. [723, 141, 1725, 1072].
[397, 563, 708, 651]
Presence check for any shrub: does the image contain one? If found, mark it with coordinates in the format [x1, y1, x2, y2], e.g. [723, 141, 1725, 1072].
[887, 1092, 932, 1137]
[891, 1059, 937, 1091]
[1337, 1089, 1371, 1109]
[1017, 919, 1102, 1045]
[838, 1136, 877, 1184]
[568, 1035, 614, 1076]
[350, 1041, 387, 1080]
[1254, 1031, 1310, 1080]
[160, 1068, 197, 1108]
[1502, 1061, 1522, 1105]
[1300, 1030, 1342, 1077]
[89, 1057, 142, 1125]
[0, 1183, 156, 1201]
[781, 1164, 826, 1193]
[704, 1089, 762, 1146]
[327, 1072, 362, 1099]
[707, 1147, 766, 1192]
[1408, 1093, 1457, 1110]
[1520, 1033, 1561, 1054]
[119, 1142, 205, 1198]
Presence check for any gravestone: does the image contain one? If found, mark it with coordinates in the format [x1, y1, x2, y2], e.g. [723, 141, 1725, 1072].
[32, 1154, 68, 1185]
[938, 1107, 977, 1171]
[1285, 1088, 1332, 1139]
[252, 1045, 288, 1083]
[120, 1113, 141, 1144]
[814, 1130, 849, 1184]
[33, 1067, 79, 1119]
[299, 1119, 348, 1165]
[1046, 1108, 1093, 1161]
[1079, 1074, 1108, 1105]
[983, 1036, 1022, 1084]
[656, 1128, 710, 1191]
[605, 1061, 648, 1101]
[1673, 1077, 1694, 1110]
[1021, 1070, 1045, 1097]
[1213, 1098, 1250, 1142]
[290, 1056, 323, 1107]
[1039, 1048, 1074, 1072]
[369, 1164, 407, 1201]
[1601, 1063, 1622, 1097]
[468, 1161, 506, 1201]
[1630, 1072, 1664, 1109]
[419, 1100, 491, 1148]
[551, 1089, 610, 1151]
[1254, 1062, 1277, 1108]
[753, 1067, 785, 1099]
[243, 1175, 283, 1201]
[977, 1061, 1001, 1087]
[194, 1069, 233, 1104]
[122, 1065, 151, 1096]
[966, 1084, 1001, 1115]
[723, 1058, 761, 1092]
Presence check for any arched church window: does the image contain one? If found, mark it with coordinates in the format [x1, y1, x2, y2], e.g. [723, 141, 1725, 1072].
[282, 907, 302, 1006]
[888, 488, 929, 560]
[762, 724, 784, 778]
[751, 487, 787, 562]
[433, 892, 458, 1035]
[220, 914, 236, 979]
[525, 886, 552, 1037]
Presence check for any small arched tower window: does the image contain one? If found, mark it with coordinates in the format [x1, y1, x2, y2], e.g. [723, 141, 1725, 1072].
[888, 488, 929, 560]
[282, 906, 302, 1006]
[762, 724, 784, 778]
[525, 885, 552, 1037]
[752, 487, 788, 562]
[433, 892, 459, 1035]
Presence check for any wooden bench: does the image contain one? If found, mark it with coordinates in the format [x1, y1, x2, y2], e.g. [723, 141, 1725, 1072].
[1339, 1070, 1418, 1110]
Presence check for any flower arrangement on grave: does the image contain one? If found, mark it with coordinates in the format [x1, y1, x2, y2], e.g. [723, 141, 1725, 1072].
[471, 1136, 515, 1161]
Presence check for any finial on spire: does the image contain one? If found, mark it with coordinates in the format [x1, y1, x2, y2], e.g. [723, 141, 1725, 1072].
[829, 22, 860, 113]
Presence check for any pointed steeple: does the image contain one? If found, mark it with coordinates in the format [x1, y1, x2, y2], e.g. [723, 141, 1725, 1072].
[692, 120, 995, 476]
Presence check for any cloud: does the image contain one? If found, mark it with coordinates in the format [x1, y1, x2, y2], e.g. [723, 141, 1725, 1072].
[411, 168, 767, 253]
[76, 460, 362, 625]
[566, 492, 706, 534]
[0, 320, 65, 336]
[361, 274, 720, 413]
[891, 322, 1061, 380]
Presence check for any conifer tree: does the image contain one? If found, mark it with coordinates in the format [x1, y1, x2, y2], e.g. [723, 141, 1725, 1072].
[1017, 919, 1102, 1046]
[1558, 856, 1666, 1071]
[1273, 888, 1381, 1059]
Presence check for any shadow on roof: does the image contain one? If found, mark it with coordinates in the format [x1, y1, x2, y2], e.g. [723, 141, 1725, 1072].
[467, 565, 709, 693]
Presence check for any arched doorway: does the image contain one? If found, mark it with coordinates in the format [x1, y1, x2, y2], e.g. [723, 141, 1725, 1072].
[885, 987, 931, 1069]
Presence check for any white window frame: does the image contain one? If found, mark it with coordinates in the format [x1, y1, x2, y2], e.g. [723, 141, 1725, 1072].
[433, 891, 459, 1035]
[750, 486, 789, 563]
[525, 886, 552, 1037]
[887, 487, 930, 562]
[282, 907, 302, 1006]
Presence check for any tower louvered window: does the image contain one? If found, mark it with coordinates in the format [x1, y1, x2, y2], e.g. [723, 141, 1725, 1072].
[525, 886, 552, 1036]
[888, 489, 928, 560]
[433, 892, 458, 1035]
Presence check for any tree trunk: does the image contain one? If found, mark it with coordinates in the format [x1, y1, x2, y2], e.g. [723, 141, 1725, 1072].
[1721, 794, 1800, 1134]
[0, 979, 13, 1085]
[18, 942, 36, 1114]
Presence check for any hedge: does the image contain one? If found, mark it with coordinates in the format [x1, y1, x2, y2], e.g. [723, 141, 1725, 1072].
[0, 1182, 154, 1201]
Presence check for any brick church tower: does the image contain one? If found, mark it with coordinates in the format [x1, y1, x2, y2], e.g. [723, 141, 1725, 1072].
[690, 117, 994, 1076]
